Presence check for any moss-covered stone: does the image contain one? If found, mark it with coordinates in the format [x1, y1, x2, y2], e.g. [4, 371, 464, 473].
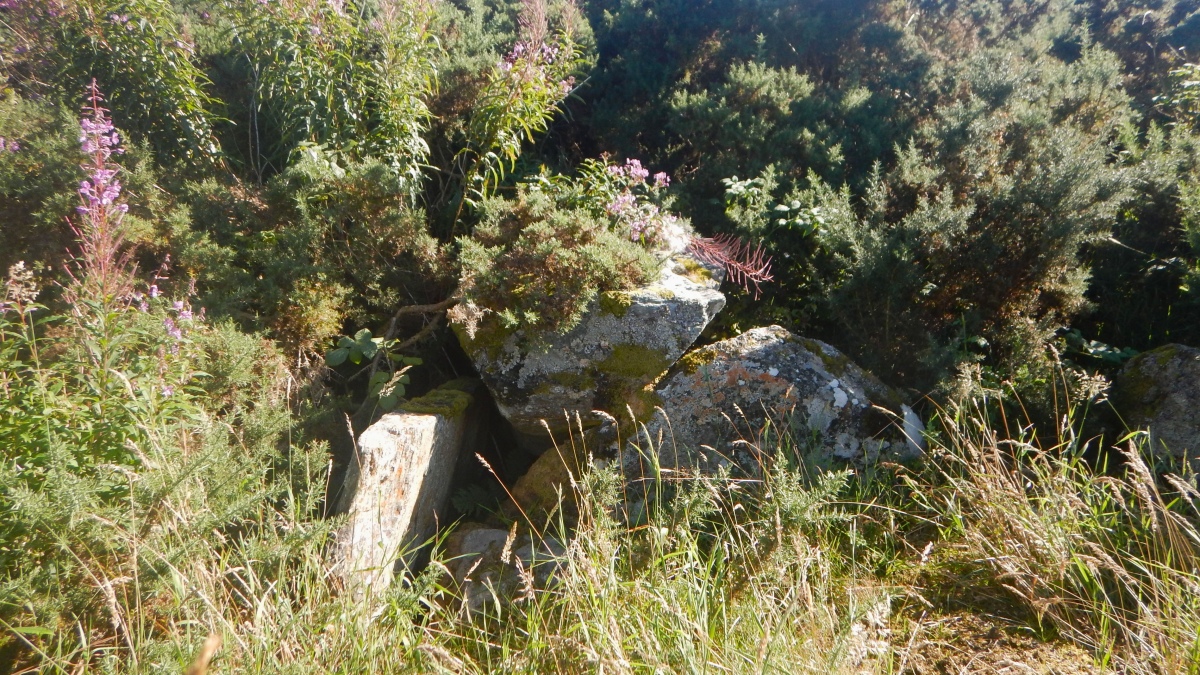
[597, 343, 673, 381]
[797, 337, 852, 378]
[534, 370, 597, 396]
[598, 290, 634, 318]
[401, 387, 473, 418]
[551, 370, 596, 390]
[678, 257, 714, 284]
[677, 347, 717, 375]
[456, 316, 515, 361]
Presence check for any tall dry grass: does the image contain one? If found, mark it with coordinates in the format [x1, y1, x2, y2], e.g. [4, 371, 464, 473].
[913, 398, 1200, 672]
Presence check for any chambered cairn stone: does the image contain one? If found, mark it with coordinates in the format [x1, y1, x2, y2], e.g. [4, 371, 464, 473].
[1110, 343, 1200, 467]
[441, 524, 568, 615]
[628, 326, 924, 478]
[333, 380, 480, 598]
[452, 229, 725, 453]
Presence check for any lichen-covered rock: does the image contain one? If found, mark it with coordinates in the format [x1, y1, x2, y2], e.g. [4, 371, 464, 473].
[332, 380, 480, 599]
[453, 240, 725, 453]
[629, 326, 923, 476]
[1110, 343, 1200, 466]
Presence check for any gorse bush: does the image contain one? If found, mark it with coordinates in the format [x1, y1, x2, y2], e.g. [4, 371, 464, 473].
[174, 146, 447, 352]
[808, 44, 1135, 391]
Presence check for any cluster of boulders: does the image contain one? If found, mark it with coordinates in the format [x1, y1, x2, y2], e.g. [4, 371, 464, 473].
[330, 229, 1200, 608]
[330, 231, 927, 602]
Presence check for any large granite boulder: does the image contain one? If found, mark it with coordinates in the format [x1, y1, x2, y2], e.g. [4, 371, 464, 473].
[1110, 343, 1200, 466]
[627, 326, 923, 477]
[453, 240, 724, 453]
[332, 380, 480, 598]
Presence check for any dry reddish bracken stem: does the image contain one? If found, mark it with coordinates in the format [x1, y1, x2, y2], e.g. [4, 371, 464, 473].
[686, 234, 774, 299]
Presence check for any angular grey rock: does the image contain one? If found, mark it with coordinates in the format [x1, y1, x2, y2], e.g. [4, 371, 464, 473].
[453, 229, 725, 453]
[1110, 343, 1200, 466]
[628, 326, 923, 477]
[332, 380, 478, 598]
[441, 524, 567, 615]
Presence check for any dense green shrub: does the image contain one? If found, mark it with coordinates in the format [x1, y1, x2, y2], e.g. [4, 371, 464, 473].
[0, 92, 184, 289]
[221, 0, 437, 182]
[1, 0, 219, 164]
[172, 147, 448, 351]
[459, 159, 673, 334]
[806, 44, 1136, 391]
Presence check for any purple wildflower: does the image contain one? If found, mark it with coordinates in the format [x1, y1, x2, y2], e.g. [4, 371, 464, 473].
[163, 316, 182, 340]
[606, 192, 636, 216]
[68, 81, 137, 305]
[149, 284, 159, 298]
[629, 219, 648, 241]
[162, 385, 174, 397]
[624, 158, 649, 182]
[653, 172, 670, 189]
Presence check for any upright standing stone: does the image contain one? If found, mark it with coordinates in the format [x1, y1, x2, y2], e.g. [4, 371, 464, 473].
[333, 380, 478, 598]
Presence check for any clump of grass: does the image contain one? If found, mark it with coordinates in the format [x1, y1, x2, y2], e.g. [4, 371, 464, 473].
[4, 401, 900, 673]
[910, 397, 1200, 672]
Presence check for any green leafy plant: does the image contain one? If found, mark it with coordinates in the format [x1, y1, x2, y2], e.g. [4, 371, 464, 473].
[225, 0, 437, 182]
[449, 0, 582, 228]
[3, 0, 219, 164]
[325, 327, 423, 410]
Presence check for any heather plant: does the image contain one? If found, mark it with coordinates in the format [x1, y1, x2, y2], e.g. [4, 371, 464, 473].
[457, 158, 678, 334]
[459, 190, 655, 335]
